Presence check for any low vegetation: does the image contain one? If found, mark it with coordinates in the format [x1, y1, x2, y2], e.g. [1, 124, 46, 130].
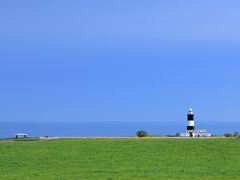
[233, 132, 239, 137]
[136, 130, 148, 137]
[224, 132, 240, 138]
[224, 133, 233, 137]
[0, 138, 239, 179]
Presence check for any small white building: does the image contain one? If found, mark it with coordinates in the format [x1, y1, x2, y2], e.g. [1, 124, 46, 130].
[14, 133, 28, 139]
[178, 130, 211, 137]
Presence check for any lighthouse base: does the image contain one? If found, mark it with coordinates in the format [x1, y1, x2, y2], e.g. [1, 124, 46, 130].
[177, 130, 211, 137]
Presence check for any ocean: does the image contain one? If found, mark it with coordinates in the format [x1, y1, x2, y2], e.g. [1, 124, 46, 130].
[0, 121, 239, 138]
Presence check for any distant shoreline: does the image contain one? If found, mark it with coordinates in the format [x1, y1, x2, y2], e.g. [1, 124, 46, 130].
[43, 136, 226, 139]
[0, 136, 232, 143]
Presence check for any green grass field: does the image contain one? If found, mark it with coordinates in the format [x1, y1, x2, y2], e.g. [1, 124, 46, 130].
[0, 138, 239, 179]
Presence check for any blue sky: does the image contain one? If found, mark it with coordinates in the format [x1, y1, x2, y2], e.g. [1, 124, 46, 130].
[1, 1, 240, 123]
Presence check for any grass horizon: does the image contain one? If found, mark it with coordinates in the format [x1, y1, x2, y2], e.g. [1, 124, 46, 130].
[0, 138, 239, 179]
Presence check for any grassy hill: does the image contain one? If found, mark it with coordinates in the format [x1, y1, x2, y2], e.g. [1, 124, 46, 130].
[0, 138, 239, 179]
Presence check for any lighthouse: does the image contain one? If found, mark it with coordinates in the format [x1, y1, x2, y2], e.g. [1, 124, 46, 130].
[187, 108, 195, 137]
[177, 108, 211, 137]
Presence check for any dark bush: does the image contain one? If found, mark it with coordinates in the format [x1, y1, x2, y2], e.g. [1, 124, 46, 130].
[233, 132, 239, 137]
[224, 133, 233, 137]
[136, 130, 148, 137]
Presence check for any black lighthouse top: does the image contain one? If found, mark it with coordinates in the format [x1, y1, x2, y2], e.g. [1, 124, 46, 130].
[187, 108, 194, 121]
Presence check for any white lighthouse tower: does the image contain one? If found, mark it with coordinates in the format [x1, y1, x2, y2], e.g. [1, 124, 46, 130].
[177, 108, 212, 137]
[187, 108, 195, 137]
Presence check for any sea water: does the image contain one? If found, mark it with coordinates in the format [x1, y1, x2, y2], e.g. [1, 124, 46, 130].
[0, 121, 239, 138]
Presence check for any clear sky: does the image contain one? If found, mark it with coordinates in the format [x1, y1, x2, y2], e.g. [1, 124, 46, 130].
[1, 1, 240, 123]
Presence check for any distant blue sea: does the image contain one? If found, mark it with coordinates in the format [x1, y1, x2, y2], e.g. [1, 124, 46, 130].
[0, 121, 239, 138]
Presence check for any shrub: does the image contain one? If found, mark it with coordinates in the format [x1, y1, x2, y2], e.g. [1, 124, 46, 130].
[136, 130, 148, 137]
[224, 133, 233, 137]
[233, 132, 239, 137]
